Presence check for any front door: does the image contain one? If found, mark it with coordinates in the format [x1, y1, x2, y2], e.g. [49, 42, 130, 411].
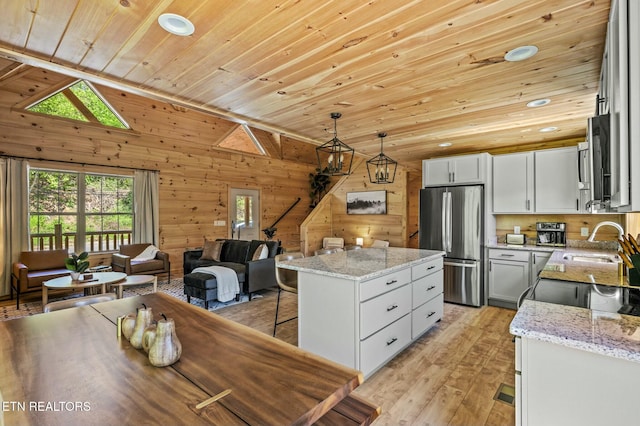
[229, 188, 260, 241]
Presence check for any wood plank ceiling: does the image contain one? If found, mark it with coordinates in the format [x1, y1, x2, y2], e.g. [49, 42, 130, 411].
[0, 0, 610, 170]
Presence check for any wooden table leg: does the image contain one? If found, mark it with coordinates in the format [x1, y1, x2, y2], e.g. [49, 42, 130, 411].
[118, 285, 123, 299]
[42, 286, 48, 306]
[153, 276, 158, 293]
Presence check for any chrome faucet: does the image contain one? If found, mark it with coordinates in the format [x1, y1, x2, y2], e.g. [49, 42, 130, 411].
[587, 221, 624, 242]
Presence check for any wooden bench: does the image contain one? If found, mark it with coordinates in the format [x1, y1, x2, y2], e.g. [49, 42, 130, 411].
[316, 394, 381, 425]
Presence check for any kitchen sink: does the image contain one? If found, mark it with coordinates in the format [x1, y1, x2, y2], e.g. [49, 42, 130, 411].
[562, 253, 620, 263]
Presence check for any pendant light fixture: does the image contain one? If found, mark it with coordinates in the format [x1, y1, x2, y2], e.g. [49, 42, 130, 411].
[316, 112, 354, 176]
[366, 132, 397, 184]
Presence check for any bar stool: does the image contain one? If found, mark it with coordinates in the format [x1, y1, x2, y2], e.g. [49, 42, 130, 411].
[273, 252, 304, 337]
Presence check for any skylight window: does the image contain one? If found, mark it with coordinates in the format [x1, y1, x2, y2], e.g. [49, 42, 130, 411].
[27, 80, 129, 129]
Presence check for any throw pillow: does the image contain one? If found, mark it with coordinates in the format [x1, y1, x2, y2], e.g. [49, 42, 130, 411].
[200, 240, 223, 261]
[251, 243, 269, 261]
[133, 245, 160, 261]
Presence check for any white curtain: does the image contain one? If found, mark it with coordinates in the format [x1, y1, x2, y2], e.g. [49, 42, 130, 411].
[133, 170, 159, 246]
[0, 158, 28, 297]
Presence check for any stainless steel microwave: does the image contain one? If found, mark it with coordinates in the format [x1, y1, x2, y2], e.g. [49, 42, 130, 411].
[579, 113, 611, 212]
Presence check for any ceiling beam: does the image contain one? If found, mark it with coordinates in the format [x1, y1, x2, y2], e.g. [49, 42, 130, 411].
[0, 47, 323, 147]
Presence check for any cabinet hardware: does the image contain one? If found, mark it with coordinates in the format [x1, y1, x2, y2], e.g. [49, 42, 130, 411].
[427, 265, 435, 270]
[386, 304, 398, 312]
[427, 311, 436, 318]
[386, 337, 398, 346]
[427, 285, 436, 291]
[526, 200, 530, 210]
[533, 254, 536, 263]
[386, 279, 398, 285]
[500, 253, 515, 257]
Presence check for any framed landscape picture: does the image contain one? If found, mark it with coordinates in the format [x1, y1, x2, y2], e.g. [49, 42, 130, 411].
[346, 190, 386, 215]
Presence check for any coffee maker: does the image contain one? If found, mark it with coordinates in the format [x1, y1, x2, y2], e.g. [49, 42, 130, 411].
[536, 222, 566, 247]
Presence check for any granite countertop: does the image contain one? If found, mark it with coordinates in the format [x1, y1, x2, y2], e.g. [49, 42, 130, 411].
[539, 247, 625, 287]
[510, 244, 640, 363]
[277, 247, 445, 281]
[511, 300, 640, 364]
[489, 243, 625, 286]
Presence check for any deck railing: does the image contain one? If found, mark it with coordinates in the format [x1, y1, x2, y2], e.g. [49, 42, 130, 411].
[30, 225, 132, 252]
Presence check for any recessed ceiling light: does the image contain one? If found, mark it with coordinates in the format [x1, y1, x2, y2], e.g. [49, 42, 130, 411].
[504, 45, 538, 62]
[527, 98, 551, 108]
[539, 126, 558, 133]
[438, 142, 452, 147]
[158, 13, 194, 36]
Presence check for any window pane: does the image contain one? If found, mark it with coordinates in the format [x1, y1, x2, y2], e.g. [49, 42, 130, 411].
[68, 81, 128, 129]
[27, 92, 88, 122]
[235, 196, 245, 224]
[29, 169, 132, 253]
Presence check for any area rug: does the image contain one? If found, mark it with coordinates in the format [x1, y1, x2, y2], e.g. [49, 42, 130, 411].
[0, 278, 256, 321]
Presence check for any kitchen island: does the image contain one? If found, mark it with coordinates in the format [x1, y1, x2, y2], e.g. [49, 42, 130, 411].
[279, 247, 445, 377]
[510, 247, 640, 426]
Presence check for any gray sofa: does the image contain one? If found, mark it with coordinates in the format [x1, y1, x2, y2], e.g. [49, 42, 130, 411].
[183, 239, 280, 307]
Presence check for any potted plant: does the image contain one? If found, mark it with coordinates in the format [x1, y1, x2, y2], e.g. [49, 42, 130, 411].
[309, 167, 331, 208]
[65, 251, 90, 281]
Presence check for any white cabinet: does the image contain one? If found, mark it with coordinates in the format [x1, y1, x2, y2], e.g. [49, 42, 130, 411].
[423, 153, 489, 186]
[297, 254, 444, 377]
[488, 249, 530, 306]
[492, 147, 579, 214]
[411, 257, 444, 339]
[492, 152, 533, 213]
[534, 147, 579, 213]
[530, 251, 551, 283]
[517, 336, 640, 426]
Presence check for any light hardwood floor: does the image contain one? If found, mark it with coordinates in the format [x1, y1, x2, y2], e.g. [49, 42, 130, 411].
[216, 289, 517, 426]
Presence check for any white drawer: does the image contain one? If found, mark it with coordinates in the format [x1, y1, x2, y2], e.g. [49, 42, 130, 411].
[360, 314, 411, 377]
[489, 249, 530, 262]
[412, 270, 443, 308]
[360, 284, 411, 339]
[412, 293, 444, 339]
[360, 267, 411, 301]
[412, 257, 443, 280]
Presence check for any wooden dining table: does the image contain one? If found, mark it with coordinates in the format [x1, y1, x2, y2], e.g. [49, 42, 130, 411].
[0, 292, 374, 425]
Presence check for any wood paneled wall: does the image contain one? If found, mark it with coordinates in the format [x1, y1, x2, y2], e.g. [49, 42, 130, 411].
[0, 68, 323, 280]
[300, 160, 409, 255]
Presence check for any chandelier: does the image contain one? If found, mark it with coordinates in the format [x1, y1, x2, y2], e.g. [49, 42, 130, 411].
[315, 112, 354, 176]
[366, 132, 397, 184]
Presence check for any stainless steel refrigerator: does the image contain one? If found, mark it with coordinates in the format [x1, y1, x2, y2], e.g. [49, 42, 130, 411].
[419, 185, 483, 307]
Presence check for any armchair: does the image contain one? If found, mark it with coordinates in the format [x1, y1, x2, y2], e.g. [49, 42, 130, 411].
[111, 244, 170, 282]
[11, 249, 70, 309]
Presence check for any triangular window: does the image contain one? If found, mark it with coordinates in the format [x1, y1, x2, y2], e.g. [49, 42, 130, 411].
[27, 80, 129, 129]
[218, 124, 266, 155]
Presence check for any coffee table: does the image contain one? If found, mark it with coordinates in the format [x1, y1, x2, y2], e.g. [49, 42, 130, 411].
[108, 274, 157, 299]
[42, 272, 126, 305]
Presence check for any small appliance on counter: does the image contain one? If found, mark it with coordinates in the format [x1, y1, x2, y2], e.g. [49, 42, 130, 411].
[536, 222, 566, 247]
[506, 233, 526, 245]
